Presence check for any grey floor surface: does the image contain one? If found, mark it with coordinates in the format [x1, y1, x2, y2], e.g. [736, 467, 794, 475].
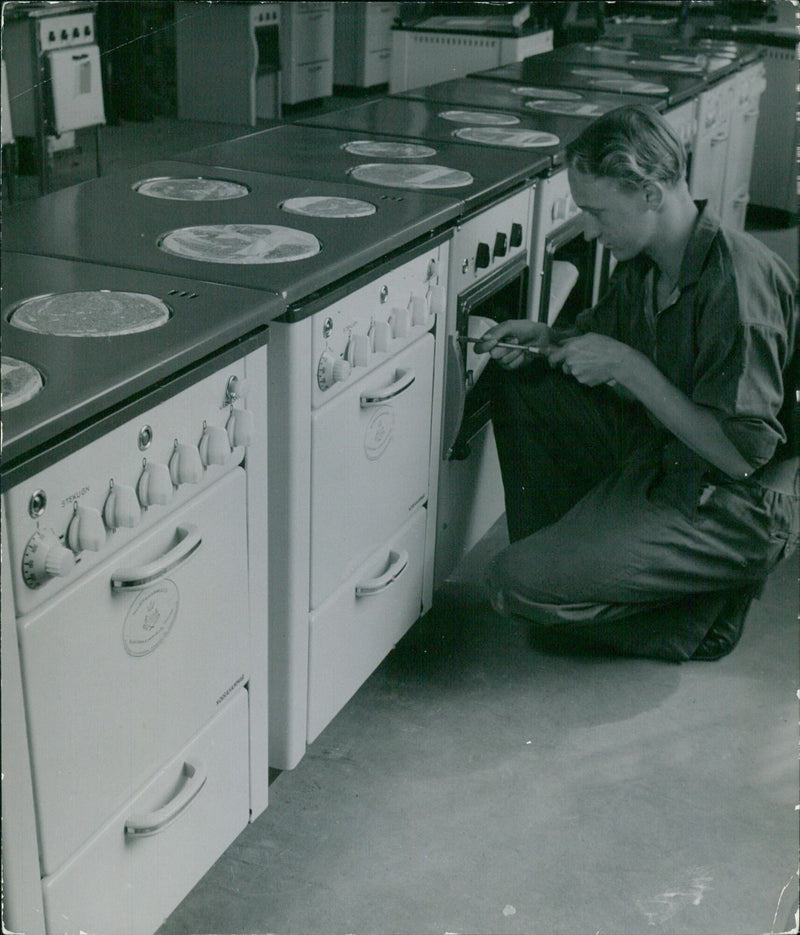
[5, 108, 798, 935]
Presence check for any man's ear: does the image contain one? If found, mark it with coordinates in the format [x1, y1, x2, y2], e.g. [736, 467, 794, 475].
[642, 181, 664, 209]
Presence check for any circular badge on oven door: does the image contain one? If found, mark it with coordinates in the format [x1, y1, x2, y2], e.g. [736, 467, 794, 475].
[123, 579, 180, 657]
[453, 126, 560, 149]
[438, 110, 520, 125]
[349, 163, 473, 190]
[132, 176, 250, 200]
[510, 86, 583, 101]
[9, 291, 171, 337]
[1, 356, 44, 409]
[364, 406, 395, 461]
[342, 140, 437, 158]
[158, 224, 321, 263]
[280, 196, 377, 218]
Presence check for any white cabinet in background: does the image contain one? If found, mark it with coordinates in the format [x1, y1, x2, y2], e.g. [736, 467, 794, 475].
[334, 2, 398, 89]
[281, 2, 334, 105]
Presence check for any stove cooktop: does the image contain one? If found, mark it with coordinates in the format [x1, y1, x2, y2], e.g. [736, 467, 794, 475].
[3, 160, 462, 306]
[473, 53, 706, 107]
[179, 123, 545, 216]
[1, 252, 278, 488]
[298, 97, 560, 170]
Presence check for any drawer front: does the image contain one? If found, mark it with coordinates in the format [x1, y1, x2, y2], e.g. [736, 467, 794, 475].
[363, 47, 393, 87]
[307, 508, 426, 742]
[42, 691, 250, 935]
[310, 334, 434, 607]
[290, 4, 333, 63]
[286, 59, 333, 104]
[365, 3, 397, 51]
[19, 469, 250, 875]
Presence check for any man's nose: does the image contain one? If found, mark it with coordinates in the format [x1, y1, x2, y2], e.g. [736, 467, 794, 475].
[582, 213, 600, 241]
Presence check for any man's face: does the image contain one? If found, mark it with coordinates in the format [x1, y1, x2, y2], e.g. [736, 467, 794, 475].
[568, 167, 656, 262]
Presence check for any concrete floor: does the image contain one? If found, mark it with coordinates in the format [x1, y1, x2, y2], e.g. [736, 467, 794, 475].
[5, 107, 798, 935]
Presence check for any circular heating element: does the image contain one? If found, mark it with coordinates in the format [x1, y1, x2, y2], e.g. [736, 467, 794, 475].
[9, 291, 171, 337]
[524, 99, 617, 117]
[590, 78, 670, 94]
[511, 86, 583, 101]
[349, 163, 473, 190]
[342, 140, 437, 158]
[158, 224, 321, 264]
[280, 196, 377, 218]
[438, 110, 520, 126]
[2, 356, 44, 409]
[453, 126, 559, 149]
[132, 177, 250, 200]
[571, 67, 635, 80]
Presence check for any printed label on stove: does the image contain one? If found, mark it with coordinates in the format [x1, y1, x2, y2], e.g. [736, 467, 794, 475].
[123, 580, 179, 656]
[364, 406, 394, 461]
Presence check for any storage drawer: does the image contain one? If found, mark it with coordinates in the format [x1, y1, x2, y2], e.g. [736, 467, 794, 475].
[290, 4, 333, 63]
[365, 3, 397, 52]
[307, 508, 426, 743]
[42, 690, 250, 935]
[363, 47, 393, 87]
[287, 59, 333, 104]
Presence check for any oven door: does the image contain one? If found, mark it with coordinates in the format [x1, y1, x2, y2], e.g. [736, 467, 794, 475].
[538, 215, 610, 326]
[44, 45, 106, 134]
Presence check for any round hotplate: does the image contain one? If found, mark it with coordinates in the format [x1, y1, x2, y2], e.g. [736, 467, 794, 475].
[9, 291, 171, 337]
[349, 163, 473, 190]
[280, 196, 377, 218]
[590, 77, 669, 94]
[133, 177, 250, 201]
[2, 356, 44, 409]
[571, 67, 635, 80]
[438, 110, 520, 126]
[511, 86, 583, 101]
[525, 99, 617, 117]
[342, 140, 437, 158]
[453, 126, 559, 149]
[158, 224, 321, 264]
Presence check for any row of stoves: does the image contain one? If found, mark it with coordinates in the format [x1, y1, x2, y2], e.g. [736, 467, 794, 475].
[1, 33, 764, 935]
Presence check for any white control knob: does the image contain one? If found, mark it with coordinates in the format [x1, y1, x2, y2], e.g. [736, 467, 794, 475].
[348, 333, 372, 368]
[391, 305, 411, 339]
[410, 292, 428, 327]
[138, 461, 173, 507]
[227, 408, 255, 448]
[169, 443, 204, 486]
[199, 424, 231, 466]
[22, 529, 75, 588]
[428, 284, 446, 316]
[67, 506, 106, 552]
[104, 483, 142, 529]
[371, 320, 391, 353]
[317, 349, 351, 391]
[226, 375, 250, 402]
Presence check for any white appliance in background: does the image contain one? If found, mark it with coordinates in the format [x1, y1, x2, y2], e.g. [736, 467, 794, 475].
[720, 60, 766, 230]
[2, 348, 269, 935]
[175, 2, 281, 125]
[280, 1, 334, 105]
[267, 240, 448, 771]
[334, 2, 398, 89]
[690, 72, 738, 219]
[434, 185, 536, 585]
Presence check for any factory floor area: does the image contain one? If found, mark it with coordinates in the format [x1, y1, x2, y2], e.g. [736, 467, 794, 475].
[4, 111, 798, 935]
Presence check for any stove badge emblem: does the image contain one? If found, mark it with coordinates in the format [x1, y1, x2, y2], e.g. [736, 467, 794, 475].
[123, 580, 179, 657]
[364, 406, 395, 461]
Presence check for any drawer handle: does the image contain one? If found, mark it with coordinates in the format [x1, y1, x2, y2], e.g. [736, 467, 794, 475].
[711, 130, 729, 144]
[125, 759, 207, 837]
[360, 368, 415, 407]
[355, 549, 409, 597]
[111, 524, 202, 590]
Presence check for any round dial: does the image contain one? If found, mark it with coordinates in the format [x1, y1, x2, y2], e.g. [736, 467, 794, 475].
[317, 349, 351, 391]
[22, 529, 75, 588]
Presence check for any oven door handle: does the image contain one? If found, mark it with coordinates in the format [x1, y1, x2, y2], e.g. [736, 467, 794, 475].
[355, 550, 409, 597]
[124, 759, 207, 837]
[360, 368, 415, 407]
[110, 524, 202, 590]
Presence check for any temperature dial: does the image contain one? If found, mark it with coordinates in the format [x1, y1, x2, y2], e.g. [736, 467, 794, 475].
[317, 349, 351, 391]
[22, 529, 75, 588]
[67, 506, 106, 552]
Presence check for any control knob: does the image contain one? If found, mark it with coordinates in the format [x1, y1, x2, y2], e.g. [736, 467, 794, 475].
[227, 408, 255, 448]
[22, 529, 75, 588]
[138, 461, 174, 506]
[169, 443, 204, 486]
[493, 232, 508, 258]
[428, 283, 446, 316]
[67, 506, 106, 552]
[409, 293, 428, 327]
[347, 332, 372, 368]
[317, 349, 351, 391]
[104, 483, 142, 529]
[199, 423, 231, 466]
[509, 222, 523, 247]
[370, 320, 391, 353]
[390, 305, 411, 339]
[475, 242, 491, 269]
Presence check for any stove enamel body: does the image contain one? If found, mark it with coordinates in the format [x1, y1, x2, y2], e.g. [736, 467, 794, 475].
[298, 96, 560, 170]
[3, 161, 461, 305]
[179, 123, 544, 216]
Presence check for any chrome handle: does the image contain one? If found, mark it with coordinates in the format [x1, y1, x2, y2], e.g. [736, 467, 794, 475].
[360, 368, 415, 407]
[111, 524, 201, 590]
[125, 760, 207, 836]
[355, 550, 409, 596]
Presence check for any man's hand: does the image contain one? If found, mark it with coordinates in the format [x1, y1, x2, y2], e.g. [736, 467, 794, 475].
[545, 333, 635, 386]
[473, 320, 552, 370]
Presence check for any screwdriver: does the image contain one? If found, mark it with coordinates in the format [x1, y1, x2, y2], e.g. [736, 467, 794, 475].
[464, 335, 543, 354]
